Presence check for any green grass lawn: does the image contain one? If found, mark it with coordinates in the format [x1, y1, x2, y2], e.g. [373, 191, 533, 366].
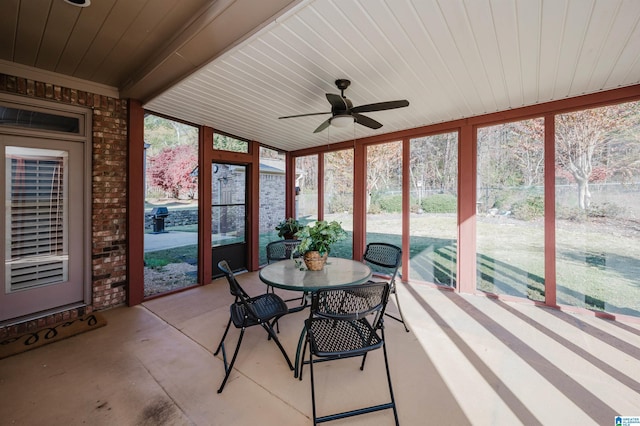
[144, 213, 640, 317]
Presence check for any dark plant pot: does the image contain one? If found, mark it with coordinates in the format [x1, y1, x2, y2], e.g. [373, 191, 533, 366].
[283, 233, 296, 240]
[303, 251, 328, 271]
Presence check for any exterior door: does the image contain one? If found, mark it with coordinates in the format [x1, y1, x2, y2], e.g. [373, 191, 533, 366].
[1, 135, 86, 321]
[211, 163, 247, 276]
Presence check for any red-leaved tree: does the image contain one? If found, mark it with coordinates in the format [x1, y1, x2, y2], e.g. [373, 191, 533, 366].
[147, 145, 197, 199]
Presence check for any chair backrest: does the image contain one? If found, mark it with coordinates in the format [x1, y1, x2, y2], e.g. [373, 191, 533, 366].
[310, 282, 390, 325]
[218, 259, 264, 322]
[218, 260, 252, 303]
[266, 239, 301, 263]
[218, 260, 273, 328]
[363, 242, 401, 283]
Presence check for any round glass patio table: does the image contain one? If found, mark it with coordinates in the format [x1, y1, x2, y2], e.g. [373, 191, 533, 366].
[259, 257, 372, 292]
[260, 257, 372, 378]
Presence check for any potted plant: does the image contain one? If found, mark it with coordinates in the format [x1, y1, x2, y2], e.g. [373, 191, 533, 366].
[295, 220, 347, 270]
[275, 217, 302, 239]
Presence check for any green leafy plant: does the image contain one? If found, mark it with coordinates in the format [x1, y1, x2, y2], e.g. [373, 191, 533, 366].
[275, 217, 302, 238]
[295, 220, 347, 256]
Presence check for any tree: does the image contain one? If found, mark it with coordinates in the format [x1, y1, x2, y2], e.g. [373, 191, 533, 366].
[147, 145, 198, 198]
[324, 149, 354, 213]
[477, 125, 527, 188]
[214, 134, 248, 152]
[510, 119, 545, 186]
[410, 133, 458, 196]
[555, 102, 639, 209]
[296, 155, 319, 190]
[475, 119, 545, 214]
[367, 142, 402, 192]
[144, 114, 197, 155]
[366, 142, 402, 212]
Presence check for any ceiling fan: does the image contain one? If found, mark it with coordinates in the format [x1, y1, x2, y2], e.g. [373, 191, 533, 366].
[278, 79, 409, 133]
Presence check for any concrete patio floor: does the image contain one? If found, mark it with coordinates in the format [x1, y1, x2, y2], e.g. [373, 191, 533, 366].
[1, 272, 639, 425]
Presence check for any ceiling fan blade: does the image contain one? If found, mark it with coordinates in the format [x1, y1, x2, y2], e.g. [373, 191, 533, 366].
[279, 111, 331, 119]
[351, 100, 409, 114]
[353, 113, 382, 129]
[313, 118, 331, 133]
[326, 93, 348, 110]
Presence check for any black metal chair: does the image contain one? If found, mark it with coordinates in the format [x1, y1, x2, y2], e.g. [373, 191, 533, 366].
[214, 260, 294, 393]
[298, 282, 399, 425]
[265, 239, 306, 306]
[266, 239, 301, 263]
[363, 242, 409, 332]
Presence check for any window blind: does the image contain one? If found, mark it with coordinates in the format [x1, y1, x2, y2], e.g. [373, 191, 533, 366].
[6, 149, 68, 291]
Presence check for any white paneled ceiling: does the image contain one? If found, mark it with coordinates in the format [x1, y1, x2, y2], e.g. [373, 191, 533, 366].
[145, 0, 640, 152]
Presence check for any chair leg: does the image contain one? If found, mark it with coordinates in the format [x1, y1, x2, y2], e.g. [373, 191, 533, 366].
[298, 331, 310, 381]
[217, 327, 246, 393]
[270, 316, 280, 335]
[385, 289, 410, 332]
[262, 322, 294, 370]
[359, 353, 368, 371]
[308, 347, 319, 426]
[265, 288, 280, 333]
[294, 326, 307, 378]
[381, 332, 400, 426]
[309, 346, 398, 425]
[214, 317, 232, 356]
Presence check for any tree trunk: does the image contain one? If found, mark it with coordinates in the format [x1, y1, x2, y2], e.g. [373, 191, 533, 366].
[576, 179, 591, 210]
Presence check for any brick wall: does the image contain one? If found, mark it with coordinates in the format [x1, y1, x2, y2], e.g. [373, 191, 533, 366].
[0, 73, 127, 337]
[260, 172, 286, 232]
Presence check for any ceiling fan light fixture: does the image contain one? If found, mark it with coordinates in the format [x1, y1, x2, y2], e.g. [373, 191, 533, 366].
[330, 114, 353, 128]
[64, 0, 91, 7]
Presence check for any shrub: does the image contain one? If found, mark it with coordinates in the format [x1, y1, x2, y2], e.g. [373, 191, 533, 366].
[556, 205, 587, 222]
[421, 194, 457, 213]
[145, 258, 169, 269]
[492, 190, 517, 210]
[367, 202, 382, 214]
[556, 202, 623, 222]
[587, 202, 622, 218]
[327, 193, 353, 214]
[512, 195, 544, 220]
[377, 194, 403, 212]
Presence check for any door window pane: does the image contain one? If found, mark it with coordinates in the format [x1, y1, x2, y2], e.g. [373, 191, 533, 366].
[555, 101, 640, 316]
[5, 147, 68, 290]
[476, 119, 545, 300]
[212, 163, 246, 244]
[0, 106, 79, 134]
[409, 133, 458, 287]
[211, 163, 247, 274]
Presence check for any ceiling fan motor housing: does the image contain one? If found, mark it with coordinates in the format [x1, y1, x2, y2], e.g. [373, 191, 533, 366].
[335, 79, 351, 91]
